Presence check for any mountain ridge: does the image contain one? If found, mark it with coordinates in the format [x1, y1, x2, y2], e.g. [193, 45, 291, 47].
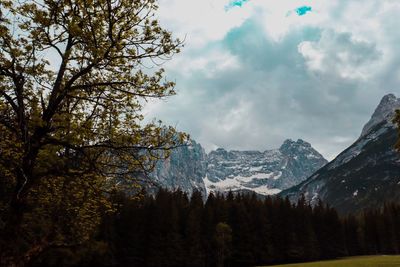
[280, 93, 400, 213]
[149, 138, 327, 198]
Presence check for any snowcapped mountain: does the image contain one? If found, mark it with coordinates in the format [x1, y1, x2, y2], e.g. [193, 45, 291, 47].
[281, 94, 400, 213]
[150, 139, 327, 197]
[360, 94, 400, 138]
[205, 139, 327, 195]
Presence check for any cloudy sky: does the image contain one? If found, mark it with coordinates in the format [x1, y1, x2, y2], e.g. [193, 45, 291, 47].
[144, 0, 400, 160]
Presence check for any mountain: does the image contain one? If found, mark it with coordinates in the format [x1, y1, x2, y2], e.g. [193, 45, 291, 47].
[150, 140, 208, 197]
[204, 139, 327, 195]
[281, 94, 400, 214]
[150, 138, 327, 198]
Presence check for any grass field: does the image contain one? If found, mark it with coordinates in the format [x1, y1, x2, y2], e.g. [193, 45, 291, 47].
[263, 255, 400, 267]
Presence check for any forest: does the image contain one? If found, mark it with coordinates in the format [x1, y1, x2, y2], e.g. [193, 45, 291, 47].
[2, 1, 400, 266]
[31, 189, 400, 267]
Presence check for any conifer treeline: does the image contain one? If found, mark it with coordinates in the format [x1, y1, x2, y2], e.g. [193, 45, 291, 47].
[34, 189, 400, 266]
[91, 190, 400, 267]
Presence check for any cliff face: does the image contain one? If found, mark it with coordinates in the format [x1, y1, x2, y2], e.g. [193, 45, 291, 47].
[204, 139, 327, 195]
[281, 94, 400, 214]
[150, 139, 327, 198]
[151, 140, 208, 197]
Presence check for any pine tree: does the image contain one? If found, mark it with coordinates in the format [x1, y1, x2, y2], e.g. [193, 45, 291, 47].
[185, 191, 206, 267]
[343, 214, 362, 256]
[215, 222, 232, 267]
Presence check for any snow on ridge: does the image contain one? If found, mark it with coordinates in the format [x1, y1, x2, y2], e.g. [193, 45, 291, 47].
[329, 125, 390, 170]
[204, 173, 282, 196]
[235, 172, 275, 181]
[249, 166, 263, 172]
[205, 138, 326, 196]
[360, 94, 400, 138]
[251, 186, 282, 195]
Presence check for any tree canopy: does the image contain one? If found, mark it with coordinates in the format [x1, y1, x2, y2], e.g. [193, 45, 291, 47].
[69, 190, 400, 267]
[0, 0, 185, 265]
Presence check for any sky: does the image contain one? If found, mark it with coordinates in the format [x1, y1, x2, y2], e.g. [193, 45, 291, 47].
[144, 0, 400, 160]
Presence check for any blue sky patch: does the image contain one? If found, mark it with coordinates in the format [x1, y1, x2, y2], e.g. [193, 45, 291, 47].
[225, 0, 250, 11]
[296, 6, 312, 16]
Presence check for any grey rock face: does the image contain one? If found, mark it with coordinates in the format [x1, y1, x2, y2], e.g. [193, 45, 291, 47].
[205, 139, 327, 195]
[151, 140, 208, 197]
[149, 138, 327, 198]
[360, 93, 400, 138]
[281, 94, 400, 214]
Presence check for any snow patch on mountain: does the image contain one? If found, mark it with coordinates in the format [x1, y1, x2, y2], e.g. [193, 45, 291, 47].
[281, 93, 400, 213]
[204, 175, 282, 195]
[205, 139, 327, 195]
[360, 93, 400, 138]
[329, 125, 391, 169]
[149, 138, 327, 197]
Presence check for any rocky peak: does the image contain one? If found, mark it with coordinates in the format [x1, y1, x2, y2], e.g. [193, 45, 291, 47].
[208, 147, 228, 160]
[360, 94, 400, 138]
[149, 138, 327, 198]
[279, 139, 315, 156]
[215, 147, 227, 153]
[280, 138, 310, 147]
[205, 139, 327, 195]
[281, 93, 400, 214]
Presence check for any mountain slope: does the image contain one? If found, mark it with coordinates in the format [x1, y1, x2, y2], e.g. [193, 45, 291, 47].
[149, 138, 327, 197]
[281, 94, 400, 213]
[204, 139, 327, 195]
[150, 140, 208, 197]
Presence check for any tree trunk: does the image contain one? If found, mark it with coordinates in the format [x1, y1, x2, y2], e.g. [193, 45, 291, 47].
[1, 195, 28, 267]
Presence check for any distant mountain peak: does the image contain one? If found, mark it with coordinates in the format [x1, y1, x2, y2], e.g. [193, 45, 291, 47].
[281, 138, 311, 147]
[360, 93, 400, 138]
[281, 93, 400, 214]
[206, 139, 327, 196]
[279, 139, 315, 156]
[149, 138, 326, 199]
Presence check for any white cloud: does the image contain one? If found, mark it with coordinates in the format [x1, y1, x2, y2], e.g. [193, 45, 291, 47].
[298, 41, 324, 72]
[147, 0, 400, 160]
[298, 29, 382, 80]
[166, 47, 241, 78]
[158, 0, 254, 47]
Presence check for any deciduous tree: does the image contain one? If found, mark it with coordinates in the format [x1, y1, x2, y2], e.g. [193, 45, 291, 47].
[0, 0, 185, 265]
